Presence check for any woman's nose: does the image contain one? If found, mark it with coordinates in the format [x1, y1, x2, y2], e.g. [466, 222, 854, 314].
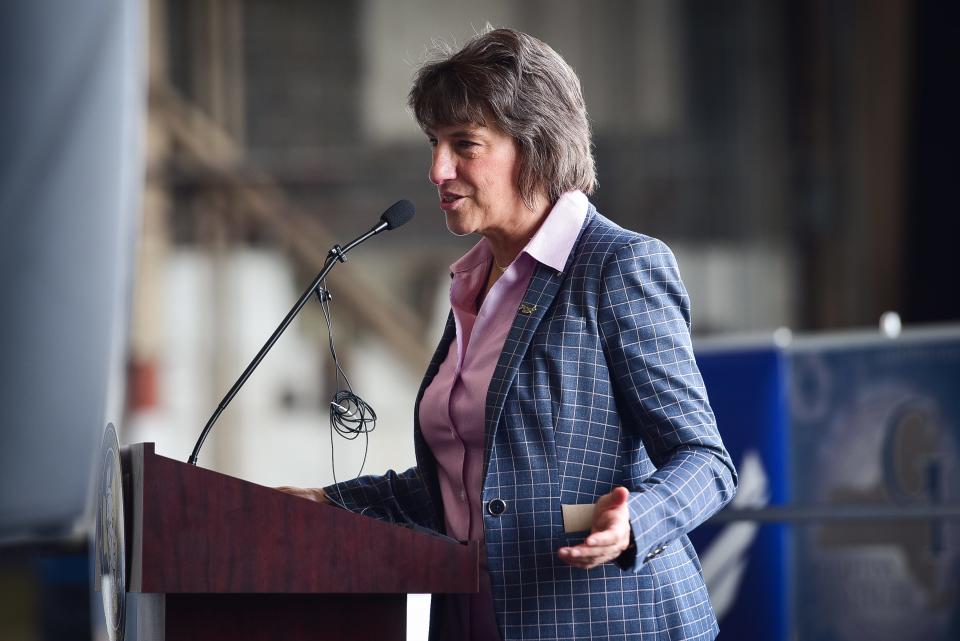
[429, 148, 456, 185]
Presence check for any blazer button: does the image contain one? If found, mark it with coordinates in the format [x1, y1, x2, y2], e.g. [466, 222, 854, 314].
[486, 498, 507, 516]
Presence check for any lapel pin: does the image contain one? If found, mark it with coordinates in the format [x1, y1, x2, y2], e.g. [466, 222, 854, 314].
[518, 303, 537, 315]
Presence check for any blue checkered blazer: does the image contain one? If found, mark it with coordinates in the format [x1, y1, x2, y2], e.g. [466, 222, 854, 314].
[327, 206, 737, 640]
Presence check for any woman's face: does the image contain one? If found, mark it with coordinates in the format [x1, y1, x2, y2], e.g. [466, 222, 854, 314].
[426, 122, 526, 238]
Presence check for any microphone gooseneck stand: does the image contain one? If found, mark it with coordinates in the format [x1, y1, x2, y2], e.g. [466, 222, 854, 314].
[187, 203, 413, 466]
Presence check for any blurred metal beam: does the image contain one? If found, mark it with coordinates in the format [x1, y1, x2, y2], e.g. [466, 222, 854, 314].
[149, 80, 433, 374]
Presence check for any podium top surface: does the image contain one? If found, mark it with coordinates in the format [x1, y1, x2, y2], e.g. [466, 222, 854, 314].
[125, 443, 479, 595]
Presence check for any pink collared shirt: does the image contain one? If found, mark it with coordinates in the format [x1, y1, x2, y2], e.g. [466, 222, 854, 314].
[419, 191, 588, 637]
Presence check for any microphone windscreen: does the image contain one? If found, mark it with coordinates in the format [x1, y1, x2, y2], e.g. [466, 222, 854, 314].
[381, 199, 415, 230]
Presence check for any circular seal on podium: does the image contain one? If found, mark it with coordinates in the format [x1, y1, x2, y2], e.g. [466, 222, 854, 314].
[94, 422, 127, 641]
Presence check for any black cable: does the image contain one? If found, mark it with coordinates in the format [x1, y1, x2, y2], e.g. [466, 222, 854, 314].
[313, 284, 454, 538]
[314, 282, 377, 511]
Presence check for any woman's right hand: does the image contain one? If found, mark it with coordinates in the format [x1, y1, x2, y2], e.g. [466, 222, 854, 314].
[274, 486, 330, 504]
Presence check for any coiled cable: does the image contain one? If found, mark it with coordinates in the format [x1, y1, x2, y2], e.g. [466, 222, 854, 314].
[315, 282, 377, 510]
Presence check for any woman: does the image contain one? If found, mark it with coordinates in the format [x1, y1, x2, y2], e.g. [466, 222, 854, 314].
[283, 28, 737, 641]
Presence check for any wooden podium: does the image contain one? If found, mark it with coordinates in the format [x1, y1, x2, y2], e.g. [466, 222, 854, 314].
[119, 443, 479, 640]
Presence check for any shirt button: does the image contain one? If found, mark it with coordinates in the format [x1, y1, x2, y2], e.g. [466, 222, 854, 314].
[459, 490, 467, 501]
[486, 498, 507, 516]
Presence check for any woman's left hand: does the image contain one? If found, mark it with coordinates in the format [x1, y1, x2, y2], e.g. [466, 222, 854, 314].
[557, 486, 633, 569]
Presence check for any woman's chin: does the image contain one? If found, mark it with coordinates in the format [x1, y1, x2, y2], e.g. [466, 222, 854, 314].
[444, 214, 477, 237]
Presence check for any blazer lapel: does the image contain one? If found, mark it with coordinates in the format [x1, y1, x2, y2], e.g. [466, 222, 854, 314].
[419, 311, 457, 393]
[412, 310, 457, 525]
[482, 207, 594, 478]
[482, 262, 565, 468]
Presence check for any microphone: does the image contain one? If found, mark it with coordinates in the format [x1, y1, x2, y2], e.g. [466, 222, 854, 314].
[187, 200, 416, 466]
[340, 200, 415, 254]
[379, 199, 415, 231]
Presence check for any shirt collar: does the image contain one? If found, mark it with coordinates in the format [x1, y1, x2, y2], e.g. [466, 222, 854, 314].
[449, 190, 589, 275]
[523, 190, 588, 272]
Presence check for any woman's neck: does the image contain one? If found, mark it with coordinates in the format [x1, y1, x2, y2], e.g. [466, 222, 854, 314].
[484, 194, 552, 269]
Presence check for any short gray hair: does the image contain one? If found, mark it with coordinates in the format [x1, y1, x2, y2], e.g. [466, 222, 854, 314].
[408, 28, 596, 208]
